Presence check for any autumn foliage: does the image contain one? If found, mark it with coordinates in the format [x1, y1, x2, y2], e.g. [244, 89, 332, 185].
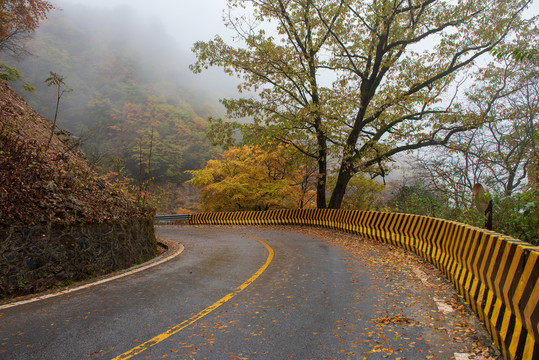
[107, 98, 213, 183]
[0, 0, 54, 54]
[0, 121, 151, 226]
[187, 145, 316, 212]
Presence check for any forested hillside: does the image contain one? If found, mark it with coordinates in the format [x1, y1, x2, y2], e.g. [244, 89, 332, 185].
[1, 2, 220, 186]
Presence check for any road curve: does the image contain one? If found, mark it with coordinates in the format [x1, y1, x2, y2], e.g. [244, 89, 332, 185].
[0, 226, 498, 359]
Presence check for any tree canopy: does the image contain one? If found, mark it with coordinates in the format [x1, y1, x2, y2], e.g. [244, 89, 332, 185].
[187, 145, 317, 212]
[0, 0, 54, 56]
[192, 0, 532, 209]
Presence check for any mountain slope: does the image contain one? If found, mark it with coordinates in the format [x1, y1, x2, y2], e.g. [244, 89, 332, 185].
[0, 80, 150, 227]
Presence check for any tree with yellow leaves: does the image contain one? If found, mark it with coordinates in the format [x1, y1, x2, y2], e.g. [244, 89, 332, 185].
[187, 145, 316, 212]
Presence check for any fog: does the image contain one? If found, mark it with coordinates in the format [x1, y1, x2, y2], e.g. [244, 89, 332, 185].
[52, 0, 240, 105]
[56, 0, 233, 53]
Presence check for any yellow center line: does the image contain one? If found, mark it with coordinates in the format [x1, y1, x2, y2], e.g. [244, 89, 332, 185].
[111, 233, 274, 360]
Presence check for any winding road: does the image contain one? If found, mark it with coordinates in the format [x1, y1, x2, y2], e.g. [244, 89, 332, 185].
[0, 226, 498, 359]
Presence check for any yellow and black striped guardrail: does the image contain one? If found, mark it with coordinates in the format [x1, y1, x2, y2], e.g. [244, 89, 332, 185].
[189, 208, 538, 360]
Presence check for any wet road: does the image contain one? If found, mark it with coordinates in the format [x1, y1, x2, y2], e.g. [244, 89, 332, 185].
[0, 226, 498, 359]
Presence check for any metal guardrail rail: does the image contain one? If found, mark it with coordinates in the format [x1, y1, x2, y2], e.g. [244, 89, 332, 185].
[153, 214, 189, 224]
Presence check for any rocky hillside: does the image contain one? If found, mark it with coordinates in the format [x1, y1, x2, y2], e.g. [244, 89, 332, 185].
[0, 80, 151, 227]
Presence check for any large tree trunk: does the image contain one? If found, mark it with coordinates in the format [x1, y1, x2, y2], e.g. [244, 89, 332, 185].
[328, 165, 353, 209]
[316, 143, 327, 209]
[327, 85, 371, 209]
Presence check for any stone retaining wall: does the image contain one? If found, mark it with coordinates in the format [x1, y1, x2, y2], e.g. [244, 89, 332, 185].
[0, 219, 156, 297]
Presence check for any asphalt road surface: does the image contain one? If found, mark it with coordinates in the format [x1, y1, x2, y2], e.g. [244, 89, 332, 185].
[0, 226, 499, 359]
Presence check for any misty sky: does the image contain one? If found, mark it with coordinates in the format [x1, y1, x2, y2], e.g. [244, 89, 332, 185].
[56, 0, 233, 51]
[52, 0, 242, 102]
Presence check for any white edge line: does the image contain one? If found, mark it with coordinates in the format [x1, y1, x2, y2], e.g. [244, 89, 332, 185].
[0, 240, 184, 310]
